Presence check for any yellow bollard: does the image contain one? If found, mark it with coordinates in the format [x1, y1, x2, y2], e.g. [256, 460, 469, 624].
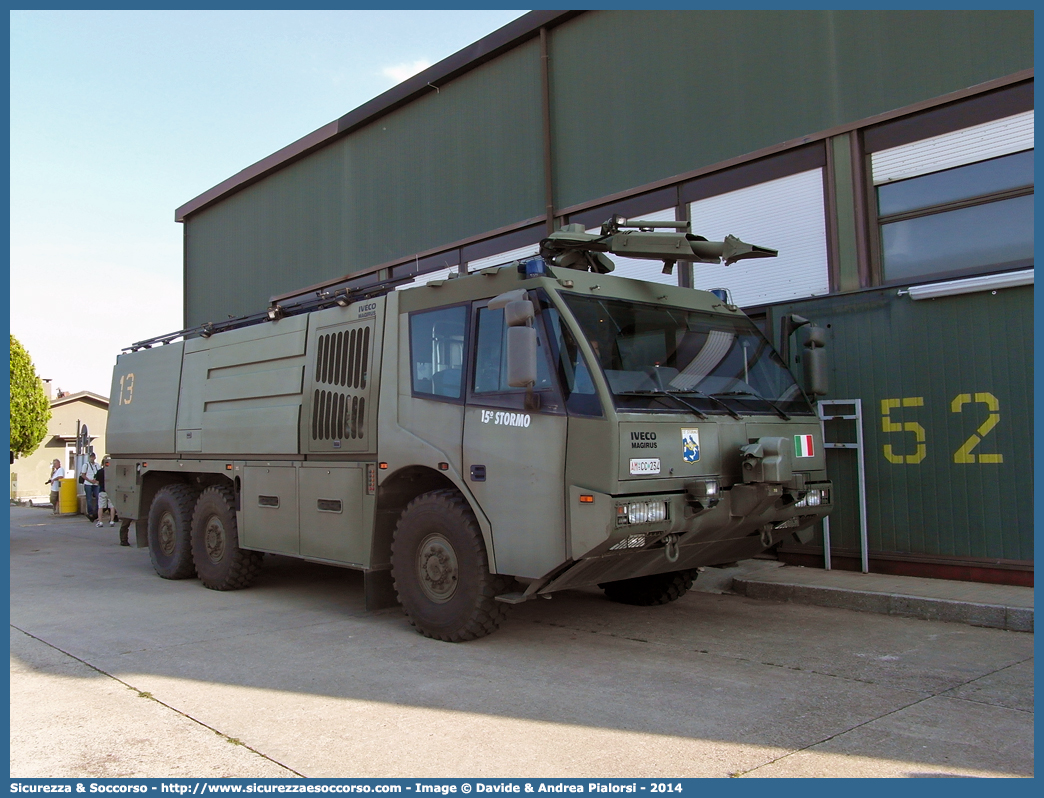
[59, 477, 79, 514]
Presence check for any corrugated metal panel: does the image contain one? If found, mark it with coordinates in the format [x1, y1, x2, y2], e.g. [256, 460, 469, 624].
[185, 144, 348, 323]
[549, 10, 1033, 210]
[586, 208, 679, 285]
[872, 111, 1034, 184]
[185, 40, 544, 328]
[340, 39, 543, 267]
[184, 10, 1034, 327]
[688, 169, 829, 306]
[773, 284, 1032, 562]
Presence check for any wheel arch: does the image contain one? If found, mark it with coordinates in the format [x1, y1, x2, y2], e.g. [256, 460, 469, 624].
[373, 465, 495, 573]
[141, 470, 236, 511]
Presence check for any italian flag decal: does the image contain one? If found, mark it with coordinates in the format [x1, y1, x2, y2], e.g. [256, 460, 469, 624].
[794, 434, 815, 458]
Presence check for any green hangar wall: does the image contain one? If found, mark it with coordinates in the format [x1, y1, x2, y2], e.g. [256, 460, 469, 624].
[176, 10, 1033, 584]
[547, 10, 1031, 209]
[180, 10, 1032, 322]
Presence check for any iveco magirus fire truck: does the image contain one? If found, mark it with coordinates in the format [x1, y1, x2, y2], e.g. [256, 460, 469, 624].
[106, 218, 832, 641]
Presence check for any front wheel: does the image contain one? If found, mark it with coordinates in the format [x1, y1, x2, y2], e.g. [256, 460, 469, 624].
[599, 569, 698, 606]
[147, 484, 199, 579]
[391, 490, 511, 642]
[191, 484, 263, 591]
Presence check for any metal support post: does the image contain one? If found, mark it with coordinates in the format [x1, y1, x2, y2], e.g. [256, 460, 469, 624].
[818, 399, 869, 573]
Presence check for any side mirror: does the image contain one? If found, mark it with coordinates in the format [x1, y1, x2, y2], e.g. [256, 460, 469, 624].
[489, 290, 538, 388]
[507, 326, 537, 388]
[801, 326, 828, 396]
[778, 313, 809, 365]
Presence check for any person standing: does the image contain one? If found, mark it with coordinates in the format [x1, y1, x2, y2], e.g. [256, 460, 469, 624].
[45, 459, 64, 514]
[80, 452, 101, 522]
[95, 456, 118, 529]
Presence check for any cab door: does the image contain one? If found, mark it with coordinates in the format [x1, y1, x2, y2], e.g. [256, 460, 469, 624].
[462, 299, 567, 579]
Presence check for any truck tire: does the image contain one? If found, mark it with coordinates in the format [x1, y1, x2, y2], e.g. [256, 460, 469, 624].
[147, 484, 199, 580]
[191, 484, 263, 591]
[391, 489, 511, 642]
[599, 569, 698, 606]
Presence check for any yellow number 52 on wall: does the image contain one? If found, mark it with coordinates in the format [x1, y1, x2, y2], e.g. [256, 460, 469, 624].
[880, 393, 1003, 465]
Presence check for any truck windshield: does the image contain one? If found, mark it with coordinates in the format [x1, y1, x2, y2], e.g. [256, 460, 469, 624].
[561, 293, 814, 417]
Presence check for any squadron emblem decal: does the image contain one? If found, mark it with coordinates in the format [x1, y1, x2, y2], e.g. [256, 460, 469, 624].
[682, 428, 701, 462]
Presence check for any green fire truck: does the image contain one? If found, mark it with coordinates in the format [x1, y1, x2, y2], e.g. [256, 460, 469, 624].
[107, 218, 832, 641]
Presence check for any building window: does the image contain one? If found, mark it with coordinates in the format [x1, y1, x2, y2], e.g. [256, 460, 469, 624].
[687, 168, 829, 307]
[870, 107, 1034, 285]
[877, 149, 1034, 284]
[466, 243, 541, 273]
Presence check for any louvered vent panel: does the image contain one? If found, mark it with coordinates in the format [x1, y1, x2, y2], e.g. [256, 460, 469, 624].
[311, 324, 372, 443]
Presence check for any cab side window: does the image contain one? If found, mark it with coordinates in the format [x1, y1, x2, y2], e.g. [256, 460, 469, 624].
[469, 304, 563, 414]
[544, 307, 603, 417]
[410, 306, 467, 400]
[473, 306, 553, 394]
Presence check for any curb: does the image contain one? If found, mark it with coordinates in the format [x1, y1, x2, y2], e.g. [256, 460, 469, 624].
[732, 578, 1033, 633]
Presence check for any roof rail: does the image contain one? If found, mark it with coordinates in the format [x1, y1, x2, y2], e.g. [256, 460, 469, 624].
[123, 279, 400, 352]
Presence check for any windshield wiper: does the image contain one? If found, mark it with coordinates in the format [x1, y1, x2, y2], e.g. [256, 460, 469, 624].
[711, 390, 791, 420]
[667, 389, 743, 419]
[615, 389, 709, 420]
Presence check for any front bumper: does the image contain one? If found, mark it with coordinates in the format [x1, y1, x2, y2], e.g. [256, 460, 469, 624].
[552, 480, 832, 593]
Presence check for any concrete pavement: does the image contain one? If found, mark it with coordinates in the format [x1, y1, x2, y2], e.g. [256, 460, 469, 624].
[706, 559, 1032, 632]
[9, 505, 1034, 778]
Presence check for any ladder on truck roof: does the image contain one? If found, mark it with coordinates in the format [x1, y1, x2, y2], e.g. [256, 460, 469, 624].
[122, 277, 402, 352]
[125, 218, 776, 353]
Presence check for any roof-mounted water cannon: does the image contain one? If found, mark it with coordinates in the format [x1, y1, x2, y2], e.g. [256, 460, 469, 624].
[539, 218, 778, 275]
[602, 216, 691, 234]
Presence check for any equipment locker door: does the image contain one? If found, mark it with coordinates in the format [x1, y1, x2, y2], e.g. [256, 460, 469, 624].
[462, 300, 567, 579]
[240, 465, 299, 554]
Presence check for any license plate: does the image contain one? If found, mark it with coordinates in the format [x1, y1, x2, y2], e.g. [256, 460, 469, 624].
[629, 458, 661, 475]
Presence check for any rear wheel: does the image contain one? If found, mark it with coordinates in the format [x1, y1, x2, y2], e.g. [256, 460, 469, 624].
[391, 489, 511, 642]
[191, 484, 263, 591]
[147, 484, 199, 579]
[599, 569, 698, 606]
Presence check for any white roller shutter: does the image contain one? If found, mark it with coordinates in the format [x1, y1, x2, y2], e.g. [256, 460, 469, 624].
[466, 242, 541, 272]
[397, 242, 541, 290]
[872, 111, 1034, 185]
[587, 207, 679, 285]
[688, 169, 829, 307]
[396, 264, 461, 290]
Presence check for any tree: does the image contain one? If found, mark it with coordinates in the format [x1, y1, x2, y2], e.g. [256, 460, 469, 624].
[10, 336, 51, 459]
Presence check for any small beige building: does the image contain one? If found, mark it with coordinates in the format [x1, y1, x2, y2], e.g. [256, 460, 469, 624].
[11, 382, 109, 503]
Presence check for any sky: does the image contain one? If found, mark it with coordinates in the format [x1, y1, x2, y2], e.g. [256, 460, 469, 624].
[9, 9, 527, 398]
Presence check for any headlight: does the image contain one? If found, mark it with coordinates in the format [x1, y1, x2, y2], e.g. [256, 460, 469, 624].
[795, 488, 830, 508]
[616, 500, 669, 526]
[797, 491, 820, 507]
